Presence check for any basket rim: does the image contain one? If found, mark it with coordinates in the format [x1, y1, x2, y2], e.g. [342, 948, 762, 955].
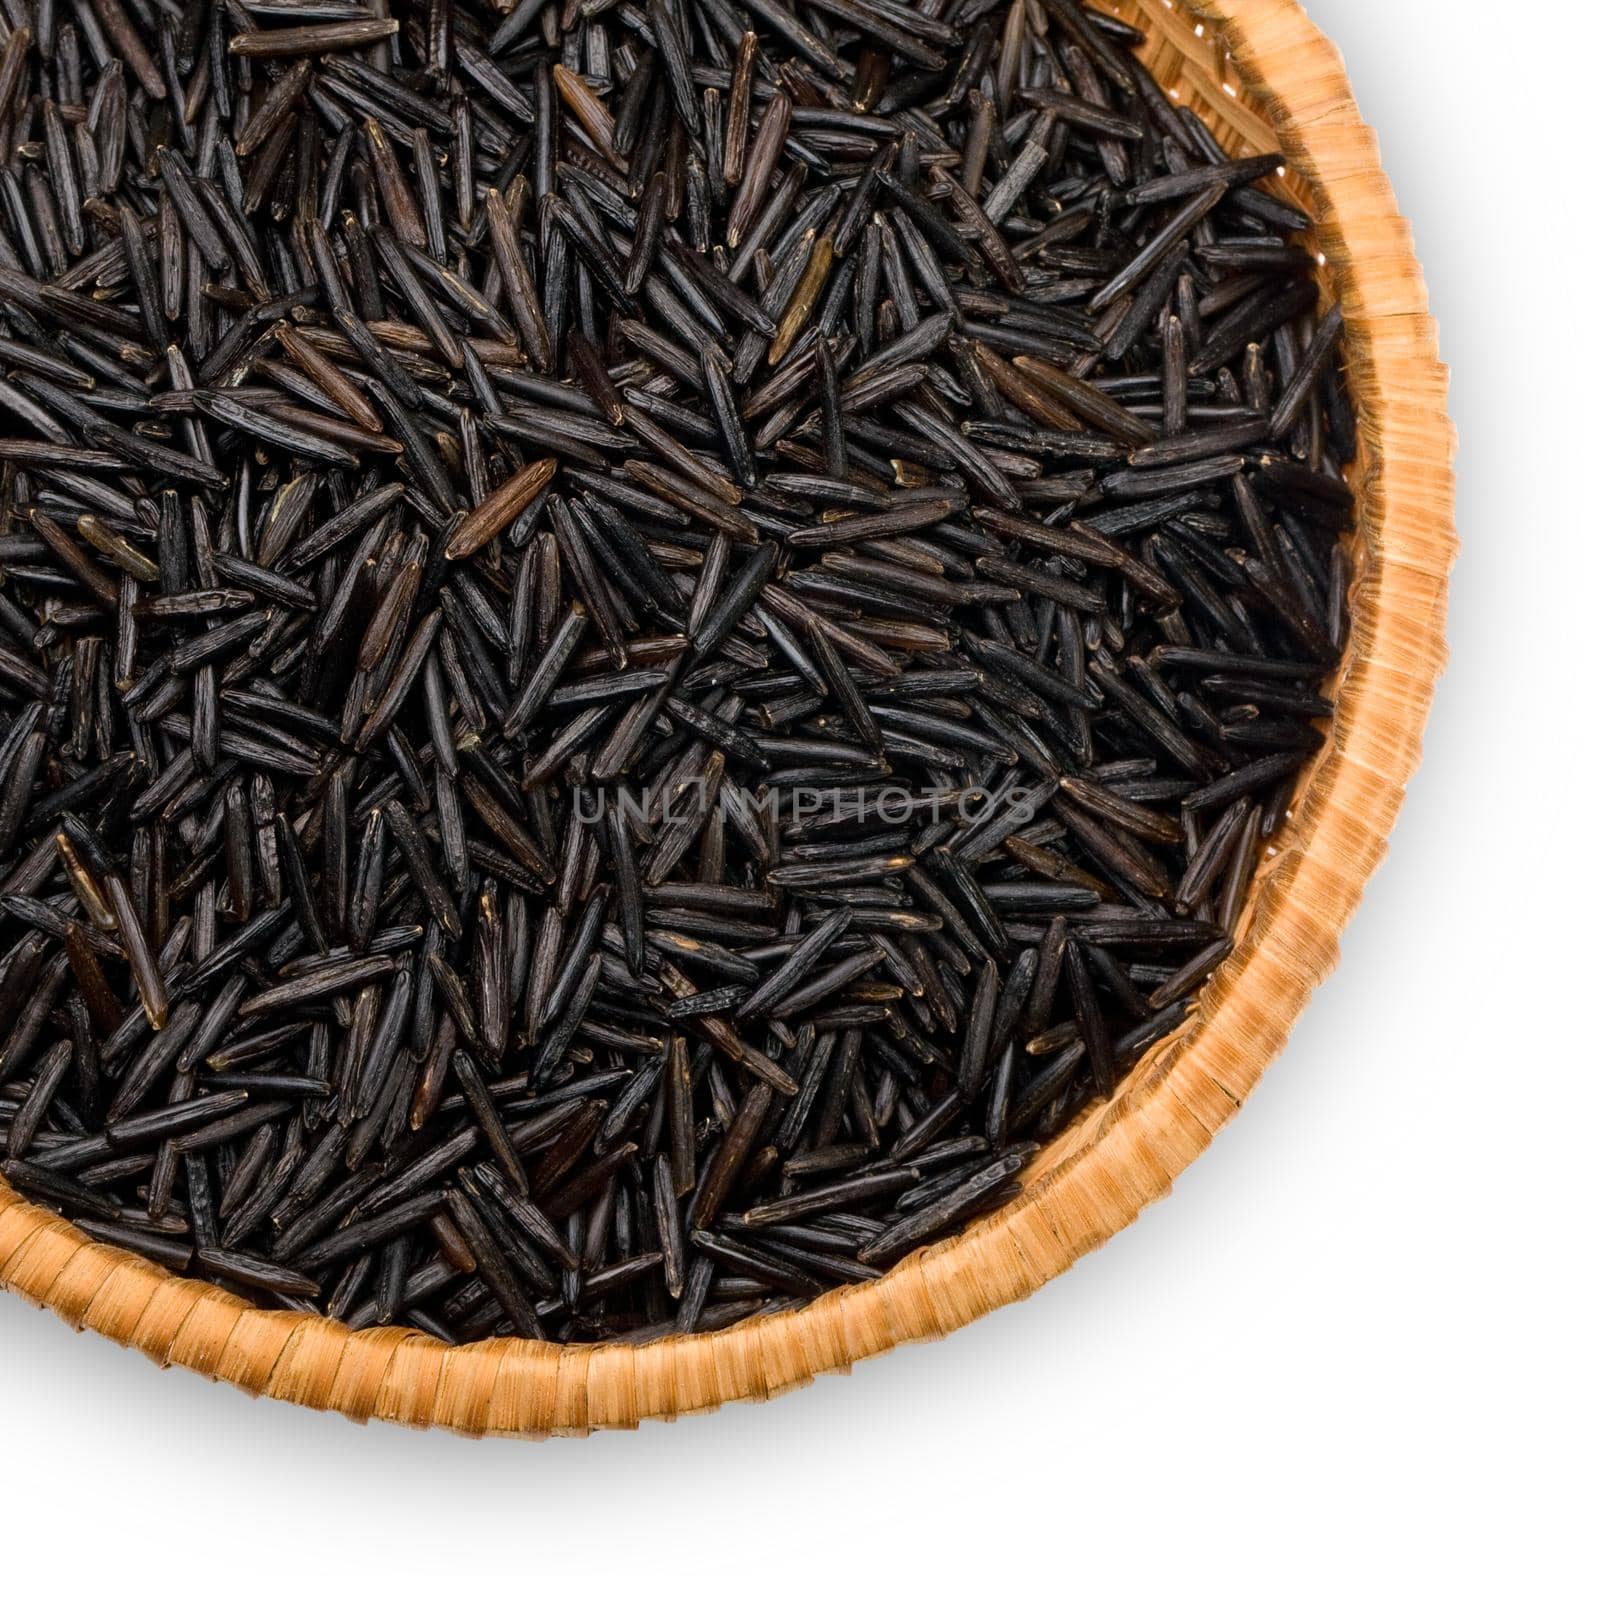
[0, 0, 1456, 1436]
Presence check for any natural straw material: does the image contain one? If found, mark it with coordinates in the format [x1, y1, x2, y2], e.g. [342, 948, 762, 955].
[0, 0, 1455, 1435]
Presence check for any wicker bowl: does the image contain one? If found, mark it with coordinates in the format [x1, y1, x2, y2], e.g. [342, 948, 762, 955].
[0, 0, 1455, 1435]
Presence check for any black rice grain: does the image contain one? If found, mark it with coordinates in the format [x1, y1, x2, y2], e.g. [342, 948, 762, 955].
[0, 0, 1350, 1345]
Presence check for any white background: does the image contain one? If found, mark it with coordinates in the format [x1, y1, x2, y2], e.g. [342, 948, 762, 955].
[3, 2, 1595, 1595]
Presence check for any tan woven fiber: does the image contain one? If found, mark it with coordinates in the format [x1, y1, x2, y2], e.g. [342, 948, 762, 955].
[0, 0, 1456, 1435]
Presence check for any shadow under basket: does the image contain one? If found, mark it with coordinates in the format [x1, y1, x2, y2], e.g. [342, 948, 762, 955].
[0, 0, 1456, 1435]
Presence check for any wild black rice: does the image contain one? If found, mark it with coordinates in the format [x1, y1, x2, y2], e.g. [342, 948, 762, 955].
[0, 0, 1351, 1345]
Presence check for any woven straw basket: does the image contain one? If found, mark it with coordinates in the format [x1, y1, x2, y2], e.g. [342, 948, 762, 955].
[0, 0, 1455, 1435]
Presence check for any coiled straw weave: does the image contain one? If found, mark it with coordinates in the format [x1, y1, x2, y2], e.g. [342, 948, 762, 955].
[0, 0, 1456, 1435]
